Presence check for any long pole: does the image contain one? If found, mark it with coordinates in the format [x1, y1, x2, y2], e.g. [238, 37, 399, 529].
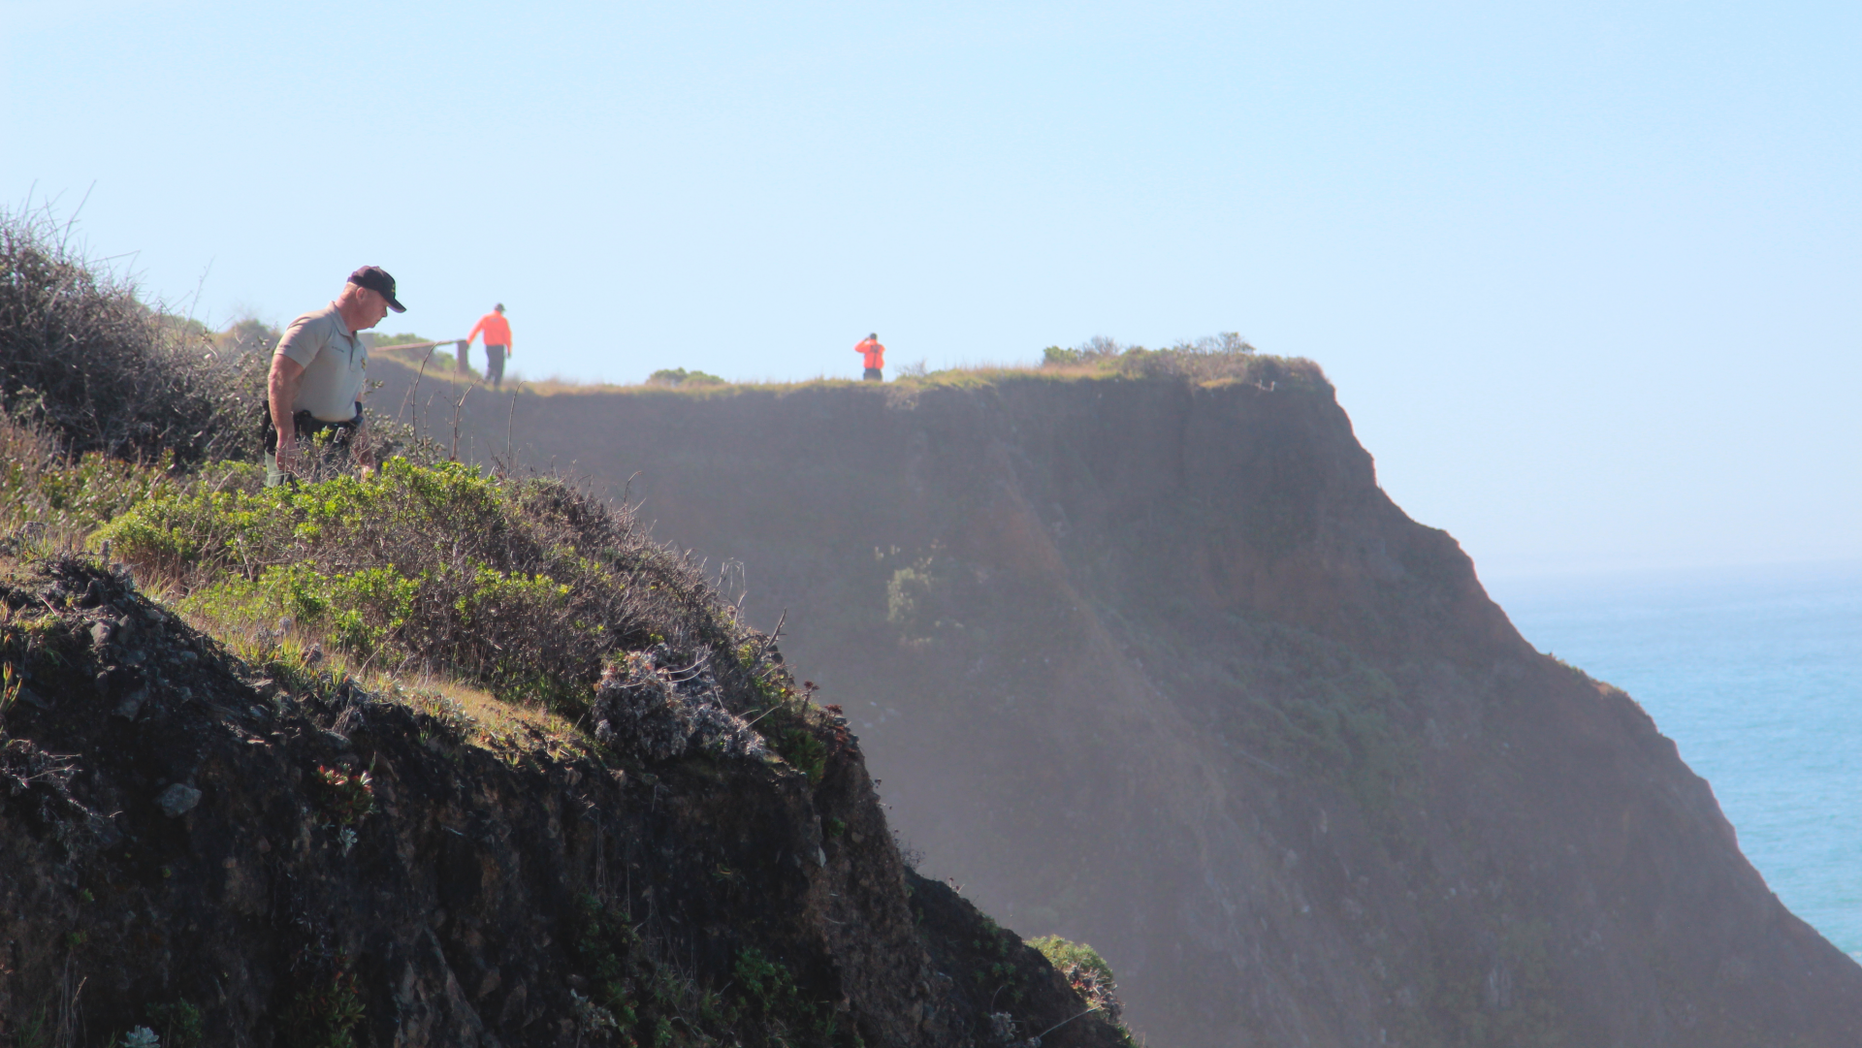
[369, 339, 463, 354]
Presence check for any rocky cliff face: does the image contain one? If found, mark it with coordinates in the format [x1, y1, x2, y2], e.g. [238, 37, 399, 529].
[0, 557, 1130, 1047]
[380, 360, 1862, 1047]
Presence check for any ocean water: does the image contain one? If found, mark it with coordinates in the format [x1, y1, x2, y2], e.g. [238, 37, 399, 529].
[1486, 561, 1862, 961]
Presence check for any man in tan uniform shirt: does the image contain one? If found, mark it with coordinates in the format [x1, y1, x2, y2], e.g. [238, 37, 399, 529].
[265, 266, 405, 486]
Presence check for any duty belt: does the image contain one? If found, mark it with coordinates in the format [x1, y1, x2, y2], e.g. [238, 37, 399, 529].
[260, 401, 362, 454]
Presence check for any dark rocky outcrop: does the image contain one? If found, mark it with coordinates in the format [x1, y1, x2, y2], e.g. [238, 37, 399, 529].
[0, 558, 1129, 1047]
[379, 360, 1862, 1047]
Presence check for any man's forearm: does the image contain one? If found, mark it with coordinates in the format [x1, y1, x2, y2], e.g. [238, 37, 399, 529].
[267, 357, 305, 453]
[268, 380, 293, 444]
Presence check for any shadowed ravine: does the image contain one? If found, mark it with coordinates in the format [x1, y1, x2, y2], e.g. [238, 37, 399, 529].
[378, 357, 1862, 1048]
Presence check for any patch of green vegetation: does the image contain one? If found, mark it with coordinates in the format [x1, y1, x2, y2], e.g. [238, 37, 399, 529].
[0, 603, 74, 664]
[1, 414, 265, 548]
[573, 893, 644, 1036]
[874, 545, 977, 649]
[1026, 935, 1138, 1045]
[281, 953, 366, 1048]
[730, 641, 838, 783]
[648, 367, 726, 387]
[147, 998, 204, 1048]
[730, 946, 797, 1016]
[778, 727, 828, 783]
[885, 563, 930, 626]
[967, 915, 1033, 1006]
[314, 765, 375, 825]
[15, 1004, 50, 1048]
[0, 566, 98, 687]
[98, 457, 740, 712]
[1, 661, 22, 719]
[1032, 332, 1328, 390]
[733, 947, 857, 1045]
[570, 894, 856, 1047]
[1026, 936, 1114, 985]
[3, 416, 705, 766]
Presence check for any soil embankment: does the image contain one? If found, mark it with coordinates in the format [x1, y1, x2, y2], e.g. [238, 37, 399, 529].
[377, 358, 1862, 1048]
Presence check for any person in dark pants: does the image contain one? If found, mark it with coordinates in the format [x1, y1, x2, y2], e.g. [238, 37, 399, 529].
[264, 266, 404, 487]
[466, 303, 513, 389]
[855, 333, 885, 381]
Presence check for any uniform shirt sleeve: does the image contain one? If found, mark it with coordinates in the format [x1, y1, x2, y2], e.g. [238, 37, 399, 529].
[275, 312, 333, 369]
[466, 317, 486, 346]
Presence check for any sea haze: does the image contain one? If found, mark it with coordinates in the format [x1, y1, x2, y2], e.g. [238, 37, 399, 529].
[1489, 560, 1862, 960]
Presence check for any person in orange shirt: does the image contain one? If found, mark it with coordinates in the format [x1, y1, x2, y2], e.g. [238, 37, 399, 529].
[465, 304, 514, 389]
[855, 333, 885, 381]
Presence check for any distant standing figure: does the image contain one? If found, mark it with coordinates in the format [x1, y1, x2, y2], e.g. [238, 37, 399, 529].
[466, 304, 513, 390]
[856, 333, 885, 382]
[264, 266, 404, 487]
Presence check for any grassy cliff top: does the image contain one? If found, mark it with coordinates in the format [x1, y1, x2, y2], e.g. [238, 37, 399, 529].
[375, 339, 1329, 401]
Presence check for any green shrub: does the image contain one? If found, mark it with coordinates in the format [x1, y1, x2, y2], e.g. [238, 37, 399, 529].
[281, 953, 365, 1048]
[1031, 331, 1329, 390]
[0, 415, 265, 548]
[1027, 935, 1115, 985]
[314, 765, 375, 825]
[777, 727, 828, 784]
[1027, 936, 1134, 1039]
[98, 457, 746, 709]
[147, 998, 204, 1048]
[647, 367, 725, 387]
[732, 946, 849, 1040]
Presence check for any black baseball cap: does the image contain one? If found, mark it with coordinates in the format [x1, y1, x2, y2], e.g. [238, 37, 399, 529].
[348, 266, 406, 312]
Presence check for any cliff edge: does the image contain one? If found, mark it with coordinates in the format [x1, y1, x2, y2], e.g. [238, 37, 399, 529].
[376, 356, 1862, 1048]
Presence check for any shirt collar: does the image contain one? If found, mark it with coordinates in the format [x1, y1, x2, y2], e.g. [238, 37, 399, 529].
[327, 302, 356, 340]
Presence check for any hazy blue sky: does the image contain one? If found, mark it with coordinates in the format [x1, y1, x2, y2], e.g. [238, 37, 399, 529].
[4, 1, 1857, 579]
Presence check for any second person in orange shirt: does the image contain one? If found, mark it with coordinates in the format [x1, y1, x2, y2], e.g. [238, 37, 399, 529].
[466, 304, 513, 390]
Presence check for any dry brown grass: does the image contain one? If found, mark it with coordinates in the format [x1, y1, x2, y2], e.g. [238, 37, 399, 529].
[375, 339, 1325, 403]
